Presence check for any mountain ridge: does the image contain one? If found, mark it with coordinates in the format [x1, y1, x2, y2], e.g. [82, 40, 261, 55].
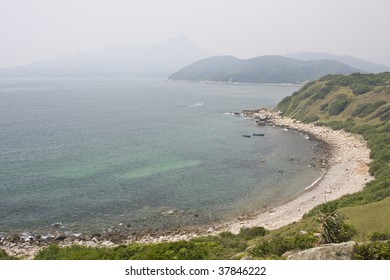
[0, 35, 211, 77]
[169, 55, 363, 84]
[286, 52, 390, 73]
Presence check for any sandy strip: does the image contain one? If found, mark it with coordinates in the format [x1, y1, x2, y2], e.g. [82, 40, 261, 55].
[222, 111, 374, 233]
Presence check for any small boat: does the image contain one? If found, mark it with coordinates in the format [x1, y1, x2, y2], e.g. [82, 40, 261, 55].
[242, 134, 251, 138]
[252, 133, 265, 136]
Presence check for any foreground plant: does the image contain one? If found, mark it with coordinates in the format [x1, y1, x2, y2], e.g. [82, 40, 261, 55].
[316, 202, 356, 243]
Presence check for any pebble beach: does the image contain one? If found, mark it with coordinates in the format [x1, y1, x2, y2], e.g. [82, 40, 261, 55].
[0, 108, 374, 259]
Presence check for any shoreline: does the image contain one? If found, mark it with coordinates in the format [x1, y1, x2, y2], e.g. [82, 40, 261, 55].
[0, 108, 374, 258]
[220, 109, 373, 233]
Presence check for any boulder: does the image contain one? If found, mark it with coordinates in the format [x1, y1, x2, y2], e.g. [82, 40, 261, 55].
[284, 241, 356, 260]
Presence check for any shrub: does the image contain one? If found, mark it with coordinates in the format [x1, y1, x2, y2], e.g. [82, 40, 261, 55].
[328, 94, 351, 115]
[320, 103, 329, 111]
[316, 202, 357, 243]
[35, 241, 215, 260]
[323, 119, 355, 131]
[352, 104, 369, 117]
[370, 232, 390, 241]
[249, 233, 318, 258]
[352, 241, 390, 260]
[301, 115, 319, 123]
[310, 85, 335, 102]
[216, 231, 247, 251]
[0, 249, 18, 260]
[129, 241, 212, 260]
[380, 110, 390, 121]
[239, 227, 267, 239]
[299, 81, 316, 92]
[351, 84, 374, 95]
[352, 101, 387, 118]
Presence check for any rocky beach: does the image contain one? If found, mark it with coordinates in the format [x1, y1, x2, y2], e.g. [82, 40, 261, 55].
[223, 108, 374, 233]
[0, 108, 374, 259]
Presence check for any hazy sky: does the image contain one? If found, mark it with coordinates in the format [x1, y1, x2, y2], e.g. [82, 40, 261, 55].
[1, 0, 390, 68]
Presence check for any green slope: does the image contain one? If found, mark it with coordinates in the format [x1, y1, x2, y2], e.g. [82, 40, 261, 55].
[276, 72, 390, 238]
[169, 55, 361, 83]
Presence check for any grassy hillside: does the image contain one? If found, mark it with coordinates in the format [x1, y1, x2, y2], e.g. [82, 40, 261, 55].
[340, 197, 390, 239]
[276, 72, 390, 235]
[169, 55, 361, 83]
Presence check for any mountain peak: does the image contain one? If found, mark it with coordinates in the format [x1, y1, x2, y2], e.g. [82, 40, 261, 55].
[0, 34, 211, 77]
[164, 34, 192, 46]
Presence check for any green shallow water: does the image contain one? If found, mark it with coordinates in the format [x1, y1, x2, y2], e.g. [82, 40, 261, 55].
[0, 78, 324, 235]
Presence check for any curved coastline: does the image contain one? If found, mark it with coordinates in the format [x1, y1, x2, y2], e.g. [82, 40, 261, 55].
[0, 109, 374, 258]
[221, 109, 374, 233]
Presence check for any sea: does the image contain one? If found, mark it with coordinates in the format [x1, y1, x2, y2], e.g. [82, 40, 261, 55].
[0, 78, 325, 236]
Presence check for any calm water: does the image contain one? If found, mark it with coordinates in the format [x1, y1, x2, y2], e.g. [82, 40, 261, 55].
[0, 78, 323, 235]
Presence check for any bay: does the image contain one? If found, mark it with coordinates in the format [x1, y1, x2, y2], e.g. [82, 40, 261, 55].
[0, 78, 323, 235]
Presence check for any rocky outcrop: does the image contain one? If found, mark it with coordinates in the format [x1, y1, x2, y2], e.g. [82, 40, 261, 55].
[242, 108, 280, 126]
[284, 241, 356, 260]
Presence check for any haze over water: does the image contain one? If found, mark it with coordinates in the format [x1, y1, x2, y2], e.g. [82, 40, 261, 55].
[0, 78, 324, 235]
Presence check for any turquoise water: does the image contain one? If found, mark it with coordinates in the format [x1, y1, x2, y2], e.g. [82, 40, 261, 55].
[0, 78, 323, 234]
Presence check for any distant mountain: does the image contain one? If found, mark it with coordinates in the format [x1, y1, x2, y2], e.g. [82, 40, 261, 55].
[286, 52, 390, 74]
[0, 35, 211, 77]
[169, 55, 362, 84]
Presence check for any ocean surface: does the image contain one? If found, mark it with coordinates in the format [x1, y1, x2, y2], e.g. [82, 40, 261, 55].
[0, 78, 324, 235]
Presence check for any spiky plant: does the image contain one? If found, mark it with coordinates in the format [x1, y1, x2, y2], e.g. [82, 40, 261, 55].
[316, 202, 357, 243]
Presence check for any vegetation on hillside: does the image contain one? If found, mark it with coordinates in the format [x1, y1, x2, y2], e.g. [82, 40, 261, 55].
[169, 55, 360, 84]
[0, 249, 18, 260]
[316, 202, 356, 243]
[35, 227, 269, 260]
[277, 72, 390, 236]
[3, 72, 389, 260]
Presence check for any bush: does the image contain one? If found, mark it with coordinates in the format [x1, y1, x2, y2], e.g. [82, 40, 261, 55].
[352, 241, 390, 260]
[323, 119, 355, 131]
[239, 227, 267, 239]
[216, 231, 247, 251]
[352, 104, 369, 117]
[301, 115, 319, 123]
[380, 110, 390, 122]
[320, 103, 329, 111]
[370, 232, 390, 241]
[128, 241, 212, 260]
[310, 84, 335, 102]
[35, 241, 215, 260]
[352, 101, 387, 118]
[0, 249, 18, 260]
[249, 233, 318, 258]
[351, 84, 374, 95]
[316, 202, 357, 243]
[328, 94, 351, 115]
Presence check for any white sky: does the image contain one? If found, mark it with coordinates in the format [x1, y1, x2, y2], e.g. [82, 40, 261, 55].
[1, 0, 390, 67]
